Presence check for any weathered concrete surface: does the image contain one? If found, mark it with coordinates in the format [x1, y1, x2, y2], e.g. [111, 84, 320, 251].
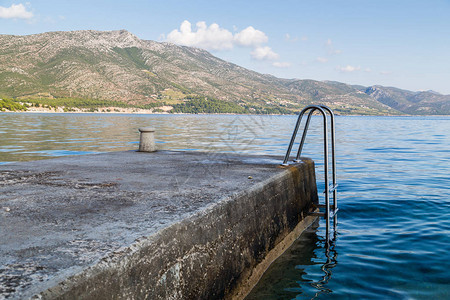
[0, 150, 318, 299]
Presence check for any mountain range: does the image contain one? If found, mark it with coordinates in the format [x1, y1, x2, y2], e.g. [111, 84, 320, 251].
[0, 30, 448, 115]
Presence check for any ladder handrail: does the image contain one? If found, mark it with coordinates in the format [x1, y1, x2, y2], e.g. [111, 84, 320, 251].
[295, 105, 337, 212]
[283, 105, 326, 165]
[282, 104, 338, 241]
[294, 108, 316, 162]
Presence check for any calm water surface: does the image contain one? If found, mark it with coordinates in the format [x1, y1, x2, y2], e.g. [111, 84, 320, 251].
[1, 113, 449, 299]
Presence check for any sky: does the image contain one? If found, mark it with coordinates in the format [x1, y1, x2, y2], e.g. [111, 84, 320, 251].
[1, 0, 449, 94]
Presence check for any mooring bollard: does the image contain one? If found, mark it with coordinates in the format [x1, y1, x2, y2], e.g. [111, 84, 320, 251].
[138, 127, 156, 152]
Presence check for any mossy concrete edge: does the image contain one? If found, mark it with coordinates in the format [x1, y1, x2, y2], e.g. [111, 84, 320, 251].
[35, 159, 318, 299]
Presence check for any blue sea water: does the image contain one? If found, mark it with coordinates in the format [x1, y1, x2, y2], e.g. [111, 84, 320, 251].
[247, 116, 450, 300]
[1, 113, 449, 299]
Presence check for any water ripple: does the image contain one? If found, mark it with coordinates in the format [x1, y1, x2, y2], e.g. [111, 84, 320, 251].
[1, 113, 449, 299]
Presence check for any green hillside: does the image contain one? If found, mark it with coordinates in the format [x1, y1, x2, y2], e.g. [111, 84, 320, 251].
[0, 30, 448, 115]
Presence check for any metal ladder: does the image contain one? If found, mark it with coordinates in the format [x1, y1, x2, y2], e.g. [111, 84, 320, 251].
[282, 105, 338, 242]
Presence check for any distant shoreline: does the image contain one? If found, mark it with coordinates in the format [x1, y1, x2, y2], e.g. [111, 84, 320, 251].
[2, 105, 448, 117]
[1, 106, 171, 115]
[4, 110, 440, 117]
[0, 110, 288, 116]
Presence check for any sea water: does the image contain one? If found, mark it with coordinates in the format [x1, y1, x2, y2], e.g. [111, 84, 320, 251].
[1, 113, 449, 299]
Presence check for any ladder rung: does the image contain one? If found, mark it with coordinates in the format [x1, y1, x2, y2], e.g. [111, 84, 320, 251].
[323, 184, 338, 194]
[314, 204, 337, 209]
[329, 208, 339, 218]
[309, 211, 325, 217]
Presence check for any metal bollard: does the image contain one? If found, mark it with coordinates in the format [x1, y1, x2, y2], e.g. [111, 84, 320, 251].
[138, 127, 156, 152]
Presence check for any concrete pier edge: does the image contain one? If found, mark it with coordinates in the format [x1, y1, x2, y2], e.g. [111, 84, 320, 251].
[0, 151, 318, 299]
[229, 214, 318, 299]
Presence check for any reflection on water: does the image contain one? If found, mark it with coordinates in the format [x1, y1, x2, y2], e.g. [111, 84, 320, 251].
[313, 243, 338, 298]
[0, 113, 140, 163]
[1, 113, 450, 299]
[312, 229, 338, 299]
[0, 113, 301, 164]
[246, 221, 338, 300]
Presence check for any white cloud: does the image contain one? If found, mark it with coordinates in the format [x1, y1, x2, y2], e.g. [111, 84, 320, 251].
[0, 3, 33, 19]
[166, 21, 269, 51]
[365, 68, 372, 72]
[234, 26, 268, 47]
[251, 46, 279, 61]
[337, 65, 361, 72]
[316, 57, 328, 63]
[272, 62, 291, 68]
[166, 21, 288, 66]
[380, 71, 392, 75]
[167, 20, 234, 50]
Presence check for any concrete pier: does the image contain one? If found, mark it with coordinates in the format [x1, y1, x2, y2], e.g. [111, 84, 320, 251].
[0, 150, 318, 299]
